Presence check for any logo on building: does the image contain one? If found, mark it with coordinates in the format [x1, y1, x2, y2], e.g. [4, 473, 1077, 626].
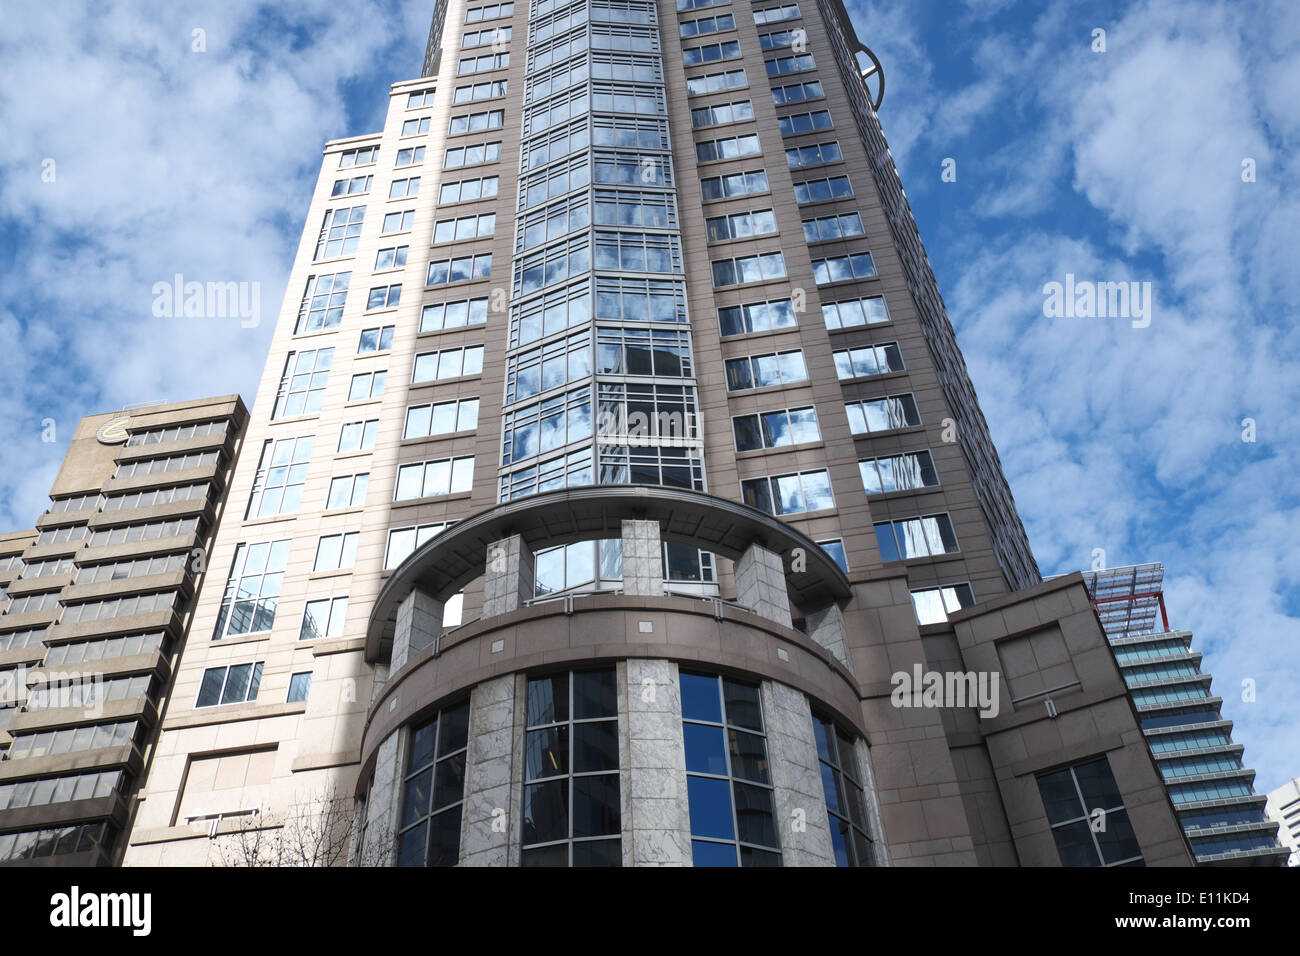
[95, 417, 130, 444]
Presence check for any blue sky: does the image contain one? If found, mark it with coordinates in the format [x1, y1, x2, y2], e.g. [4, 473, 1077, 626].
[0, 0, 1295, 792]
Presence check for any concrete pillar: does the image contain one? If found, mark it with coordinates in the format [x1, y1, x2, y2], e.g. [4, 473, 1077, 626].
[806, 602, 854, 672]
[358, 730, 402, 866]
[620, 519, 662, 596]
[622, 659, 691, 866]
[735, 543, 792, 627]
[853, 737, 891, 866]
[457, 675, 518, 866]
[483, 534, 535, 617]
[392, 587, 443, 673]
[761, 681, 837, 866]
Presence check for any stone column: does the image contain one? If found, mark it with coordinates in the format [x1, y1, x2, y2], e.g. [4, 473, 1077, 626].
[805, 602, 854, 672]
[761, 681, 837, 866]
[358, 730, 403, 866]
[622, 659, 691, 866]
[620, 519, 662, 596]
[392, 587, 443, 673]
[458, 675, 517, 866]
[482, 534, 535, 617]
[734, 543, 792, 627]
[853, 737, 891, 866]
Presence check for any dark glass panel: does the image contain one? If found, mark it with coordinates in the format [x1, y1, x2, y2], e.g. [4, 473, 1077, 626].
[572, 774, 621, 838]
[680, 672, 722, 723]
[684, 723, 728, 775]
[573, 720, 619, 773]
[687, 776, 734, 839]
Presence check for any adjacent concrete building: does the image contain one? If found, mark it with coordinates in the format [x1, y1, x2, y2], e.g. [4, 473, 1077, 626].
[12, 0, 1199, 867]
[1264, 778, 1300, 866]
[0, 396, 248, 866]
[1080, 564, 1288, 866]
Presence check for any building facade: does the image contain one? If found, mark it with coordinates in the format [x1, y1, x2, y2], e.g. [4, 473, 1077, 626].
[1080, 564, 1287, 866]
[0, 396, 248, 866]
[115, 0, 1193, 867]
[1263, 778, 1300, 866]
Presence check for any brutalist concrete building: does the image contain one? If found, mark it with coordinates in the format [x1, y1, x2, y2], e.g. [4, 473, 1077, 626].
[8, 0, 1207, 867]
[0, 397, 248, 866]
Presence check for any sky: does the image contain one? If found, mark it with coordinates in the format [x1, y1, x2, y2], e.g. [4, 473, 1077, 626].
[0, 0, 1295, 792]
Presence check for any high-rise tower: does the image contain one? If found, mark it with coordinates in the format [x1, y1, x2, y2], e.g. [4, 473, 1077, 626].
[116, 0, 1191, 867]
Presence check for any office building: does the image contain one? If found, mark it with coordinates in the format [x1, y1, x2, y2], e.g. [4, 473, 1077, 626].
[1264, 777, 1300, 866]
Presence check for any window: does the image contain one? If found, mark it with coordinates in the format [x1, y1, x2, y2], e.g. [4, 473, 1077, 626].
[382, 210, 415, 233]
[388, 177, 420, 199]
[420, 296, 489, 332]
[717, 297, 797, 336]
[499, 448, 594, 501]
[273, 349, 331, 420]
[404, 399, 480, 439]
[395, 146, 426, 167]
[397, 700, 470, 867]
[681, 14, 736, 38]
[466, 1, 514, 22]
[512, 281, 592, 347]
[778, 109, 832, 136]
[246, 436, 313, 518]
[740, 469, 834, 515]
[681, 673, 780, 866]
[47, 494, 101, 513]
[384, 522, 454, 569]
[506, 333, 592, 403]
[818, 539, 848, 572]
[678, 0, 727, 9]
[463, 25, 511, 47]
[412, 346, 484, 383]
[214, 541, 290, 639]
[444, 141, 502, 169]
[394, 457, 475, 500]
[338, 145, 378, 167]
[822, 293, 887, 328]
[402, 116, 431, 136]
[113, 451, 218, 478]
[594, 276, 685, 325]
[733, 406, 819, 451]
[6, 723, 137, 761]
[19, 557, 75, 578]
[458, 51, 510, 75]
[522, 669, 621, 866]
[366, 284, 402, 310]
[682, 39, 741, 66]
[859, 451, 939, 495]
[286, 673, 313, 703]
[337, 419, 379, 452]
[772, 79, 823, 104]
[454, 79, 508, 103]
[705, 208, 776, 242]
[845, 393, 921, 434]
[315, 207, 365, 260]
[597, 383, 701, 448]
[449, 109, 505, 135]
[910, 584, 975, 625]
[433, 212, 496, 244]
[331, 174, 372, 196]
[102, 484, 207, 512]
[793, 174, 853, 204]
[0, 771, 122, 812]
[5, 591, 60, 615]
[765, 51, 815, 75]
[813, 714, 874, 866]
[196, 663, 264, 707]
[596, 327, 691, 377]
[1036, 758, 1143, 866]
[296, 273, 351, 335]
[326, 474, 369, 509]
[87, 517, 201, 548]
[686, 67, 747, 95]
[0, 628, 46, 653]
[700, 168, 768, 202]
[696, 132, 761, 162]
[711, 251, 786, 287]
[691, 99, 755, 129]
[406, 88, 436, 108]
[754, 3, 800, 24]
[724, 349, 807, 390]
[813, 251, 876, 284]
[438, 175, 500, 204]
[348, 370, 387, 401]
[314, 532, 359, 572]
[502, 388, 592, 464]
[515, 236, 590, 296]
[787, 141, 842, 169]
[758, 27, 803, 49]
[358, 326, 395, 353]
[427, 253, 492, 286]
[803, 211, 865, 243]
[34, 525, 88, 547]
[873, 514, 959, 561]
[833, 343, 904, 379]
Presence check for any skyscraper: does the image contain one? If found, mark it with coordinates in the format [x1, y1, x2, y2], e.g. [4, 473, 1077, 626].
[117, 0, 1190, 867]
[0, 396, 248, 866]
[1081, 564, 1287, 866]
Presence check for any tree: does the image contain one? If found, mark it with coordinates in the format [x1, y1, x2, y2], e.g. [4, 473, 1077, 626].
[211, 783, 391, 867]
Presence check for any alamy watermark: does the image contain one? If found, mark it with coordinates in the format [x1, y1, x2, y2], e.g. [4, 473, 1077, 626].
[891, 664, 1001, 718]
[151, 273, 260, 328]
[1043, 273, 1152, 328]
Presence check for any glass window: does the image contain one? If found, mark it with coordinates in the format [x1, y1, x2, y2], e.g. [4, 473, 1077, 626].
[213, 541, 291, 640]
[813, 714, 874, 866]
[1035, 758, 1143, 866]
[397, 700, 471, 867]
